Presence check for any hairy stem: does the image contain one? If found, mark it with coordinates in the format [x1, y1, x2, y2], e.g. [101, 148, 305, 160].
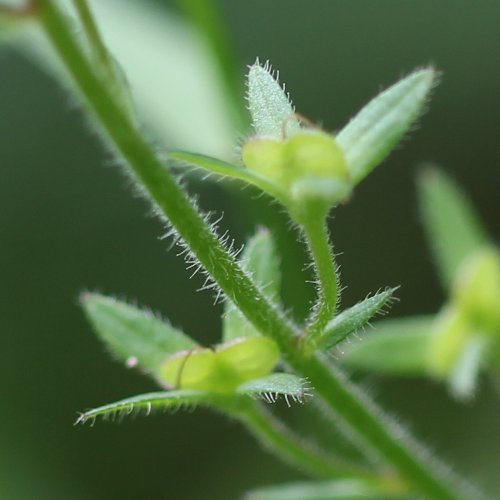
[303, 216, 339, 346]
[37, 2, 478, 498]
[236, 400, 374, 480]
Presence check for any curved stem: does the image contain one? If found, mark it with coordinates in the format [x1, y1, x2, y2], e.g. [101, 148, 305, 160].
[36, 2, 478, 498]
[303, 217, 339, 346]
[235, 400, 375, 480]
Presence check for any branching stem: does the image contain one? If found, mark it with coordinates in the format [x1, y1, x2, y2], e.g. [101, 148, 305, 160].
[302, 216, 339, 347]
[36, 2, 478, 498]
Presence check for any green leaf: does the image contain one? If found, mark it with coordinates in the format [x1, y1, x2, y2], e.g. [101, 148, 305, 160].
[337, 69, 437, 185]
[317, 288, 397, 351]
[169, 150, 289, 204]
[244, 478, 404, 500]
[247, 60, 302, 138]
[81, 293, 196, 375]
[223, 229, 281, 341]
[341, 316, 434, 374]
[418, 167, 489, 291]
[237, 373, 310, 404]
[75, 390, 224, 425]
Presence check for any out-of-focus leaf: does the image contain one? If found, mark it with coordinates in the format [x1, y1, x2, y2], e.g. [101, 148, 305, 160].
[81, 293, 196, 374]
[317, 288, 396, 351]
[11, 0, 235, 157]
[247, 60, 301, 138]
[244, 478, 404, 500]
[418, 167, 489, 290]
[223, 229, 281, 341]
[337, 69, 437, 185]
[340, 316, 433, 374]
[75, 390, 226, 425]
[237, 373, 310, 404]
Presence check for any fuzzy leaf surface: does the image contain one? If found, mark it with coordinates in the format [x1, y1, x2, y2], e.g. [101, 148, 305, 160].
[247, 61, 301, 138]
[418, 167, 489, 291]
[223, 229, 281, 341]
[341, 316, 433, 374]
[337, 69, 436, 185]
[317, 288, 396, 350]
[237, 373, 309, 402]
[75, 390, 228, 425]
[81, 293, 196, 374]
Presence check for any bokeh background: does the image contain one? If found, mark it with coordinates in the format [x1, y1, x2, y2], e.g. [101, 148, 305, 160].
[1, 1, 499, 498]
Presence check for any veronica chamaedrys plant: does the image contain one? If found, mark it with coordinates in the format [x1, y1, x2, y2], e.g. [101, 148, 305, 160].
[173, 60, 435, 350]
[4, 0, 486, 498]
[343, 167, 500, 400]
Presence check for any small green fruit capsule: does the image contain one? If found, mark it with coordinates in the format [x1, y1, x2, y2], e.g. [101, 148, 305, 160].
[241, 137, 285, 183]
[160, 348, 218, 391]
[453, 247, 500, 335]
[285, 131, 348, 180]
[159, 337, 280, 393]
[217, 336, 280, 381]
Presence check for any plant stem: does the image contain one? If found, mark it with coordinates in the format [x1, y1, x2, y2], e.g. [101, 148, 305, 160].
[302, 216, 339, 346]
[236, 400, 374, 480]
[71, 0, 117, 90]
[37, 2, 478, 498]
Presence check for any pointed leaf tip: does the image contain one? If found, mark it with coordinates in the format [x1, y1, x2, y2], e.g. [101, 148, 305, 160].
[75, 390, 220, 425]
[81, 293, 196, 375]
[247, 60, 301, 138]
[337, 68, 438, 185]
[317, 288, 398, 350]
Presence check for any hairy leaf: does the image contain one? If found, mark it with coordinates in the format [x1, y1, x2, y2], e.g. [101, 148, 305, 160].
[247, 60, 301, 138]
[418, 167, 489, 291]
[223, 229, 281, 341]
[81, 293, 196, 374]
[237, 373, 310, 404]
[317, 288, 397, 350]
[337, 69, 437, 185]
[341, 316, 433, 374]
[75, 390, 226, 425]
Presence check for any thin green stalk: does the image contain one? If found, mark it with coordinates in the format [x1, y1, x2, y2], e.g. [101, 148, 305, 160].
[235, 400, 375, 480]
[71, 0, 117, 90]
[303, 217, 339, 346]
[36, 2, 478, 498]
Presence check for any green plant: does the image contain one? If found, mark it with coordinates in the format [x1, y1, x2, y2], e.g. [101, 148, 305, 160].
[2, 1, 493, 498]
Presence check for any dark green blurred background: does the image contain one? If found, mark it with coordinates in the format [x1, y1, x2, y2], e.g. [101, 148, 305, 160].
[1, 1, 499, 498]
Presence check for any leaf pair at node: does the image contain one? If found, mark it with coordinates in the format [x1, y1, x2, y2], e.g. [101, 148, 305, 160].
[171, 60, 437, 223]
[78, 230, 308, 423]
